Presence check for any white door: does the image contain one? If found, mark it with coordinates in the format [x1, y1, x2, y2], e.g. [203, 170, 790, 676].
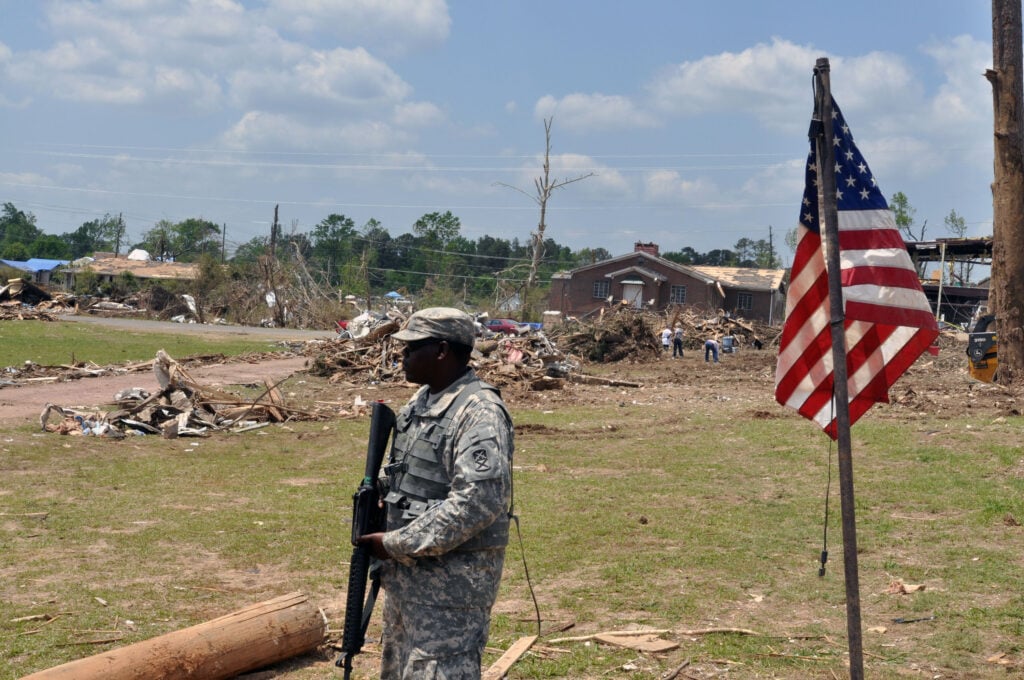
[622, 283, 643, 308]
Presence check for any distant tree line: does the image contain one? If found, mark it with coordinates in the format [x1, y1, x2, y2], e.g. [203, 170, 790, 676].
[0, 201, 792, 303]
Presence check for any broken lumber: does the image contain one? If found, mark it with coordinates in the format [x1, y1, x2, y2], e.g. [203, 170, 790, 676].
[593, 632, 678, 653]
[568, 374, 641, 388]
[481, 635, 537, 679]
[20, 591, 325, 680]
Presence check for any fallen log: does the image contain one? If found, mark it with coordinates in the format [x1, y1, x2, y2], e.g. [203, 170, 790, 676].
[20, 591, 326, 680]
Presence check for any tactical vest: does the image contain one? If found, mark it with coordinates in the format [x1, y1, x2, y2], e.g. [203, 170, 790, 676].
[384, 379, 512, 552]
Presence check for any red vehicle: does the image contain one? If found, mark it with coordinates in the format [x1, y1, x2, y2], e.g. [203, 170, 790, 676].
[485, 318, 525, 335]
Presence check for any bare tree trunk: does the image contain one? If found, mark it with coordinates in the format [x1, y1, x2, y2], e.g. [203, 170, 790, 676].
[988, 0, 1024, 385]
[526, 119, 554, 293]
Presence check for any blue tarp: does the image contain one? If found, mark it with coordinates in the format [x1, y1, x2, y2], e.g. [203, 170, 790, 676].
[0, 258, 69, 272]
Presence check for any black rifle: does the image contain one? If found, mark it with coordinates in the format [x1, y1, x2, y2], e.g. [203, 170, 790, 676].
[335, 401, 396, 678]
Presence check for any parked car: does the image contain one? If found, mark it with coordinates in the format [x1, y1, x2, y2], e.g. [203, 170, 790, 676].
[485, 318, 527, 335]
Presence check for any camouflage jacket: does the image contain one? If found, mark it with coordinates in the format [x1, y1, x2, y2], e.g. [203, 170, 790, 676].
[381, 368, 513, 608]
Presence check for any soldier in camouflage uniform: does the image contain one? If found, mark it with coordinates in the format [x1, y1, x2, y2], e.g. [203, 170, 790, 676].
[358, 307, 514, 679]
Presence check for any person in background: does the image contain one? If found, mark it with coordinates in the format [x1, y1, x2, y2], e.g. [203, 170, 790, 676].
[704, 336, 720, 363]
[660, 326, 672, 354]
[358, 307, 514, 679]
[672, 326, 684, 358]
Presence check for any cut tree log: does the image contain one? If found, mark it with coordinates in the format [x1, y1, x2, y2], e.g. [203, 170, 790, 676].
[20, 591, 325, 680]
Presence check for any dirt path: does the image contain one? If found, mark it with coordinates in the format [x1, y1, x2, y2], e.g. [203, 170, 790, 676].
[0, 355, 312, 428]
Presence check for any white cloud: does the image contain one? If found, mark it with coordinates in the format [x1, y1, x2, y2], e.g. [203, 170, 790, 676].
[392, 101, 445, 128]
[643, 170, 719, 203]
[220, 111, 407, 152]
[551, 153, 630, 198]
[0, 170, 54, 186]
[229, 46, 411, 114]
[13, 1, 422, 117]
[534, 93, 658, 132]
[264, 0, 450, 55]
[858, 135, 946, 181]
[924, 35, 990, 124]
[738, 158, 805, 205]
[647, 37, 819, 133]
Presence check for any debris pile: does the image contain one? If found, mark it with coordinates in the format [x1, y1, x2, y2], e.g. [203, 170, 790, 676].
[306, 319, 402, 382]
[305, 315, 644, 393]
[0, 279, 71, 320]
[553, 309, 662, 363]
[39, 350, 323, 438]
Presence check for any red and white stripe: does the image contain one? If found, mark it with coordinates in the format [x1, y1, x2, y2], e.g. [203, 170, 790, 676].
[775, 208, 939, 438]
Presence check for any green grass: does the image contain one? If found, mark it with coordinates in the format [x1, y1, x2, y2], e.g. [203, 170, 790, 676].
[0, 319, 281, 367]
[1, 324, 1023, 677]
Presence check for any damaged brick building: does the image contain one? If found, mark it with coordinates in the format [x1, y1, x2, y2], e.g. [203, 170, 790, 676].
[548, 242, 787, 324]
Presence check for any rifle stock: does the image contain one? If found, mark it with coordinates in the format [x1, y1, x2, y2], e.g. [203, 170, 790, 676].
[336, 401, 396, 678]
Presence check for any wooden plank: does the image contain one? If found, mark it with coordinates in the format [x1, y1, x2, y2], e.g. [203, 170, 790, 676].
[482, 635, 537, 680]
[593, 632, 679, 653]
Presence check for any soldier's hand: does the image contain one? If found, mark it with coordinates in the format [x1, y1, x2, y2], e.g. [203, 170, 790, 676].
[357, 532, 390, 560]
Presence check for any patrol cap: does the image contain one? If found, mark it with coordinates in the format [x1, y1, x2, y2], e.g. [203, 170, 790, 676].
[392, 307, 475, 347]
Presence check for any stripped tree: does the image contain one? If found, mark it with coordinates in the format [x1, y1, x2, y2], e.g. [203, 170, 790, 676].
[987, 0, 1024, 386]
[497, 117, 593, 317]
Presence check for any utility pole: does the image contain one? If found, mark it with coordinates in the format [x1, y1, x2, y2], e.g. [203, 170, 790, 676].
[222, 223, 227, 263]
[987, 0, 1024, 386]
[271, 205, 280, 258]
[115, 213, 125, 257]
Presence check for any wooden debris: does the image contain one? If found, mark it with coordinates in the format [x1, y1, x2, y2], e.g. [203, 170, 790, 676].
[678, 627, 760, 636]
[39, 350, 326, 439]
[549, 629, 671, 644]
[482, 635, 537, 679]
[662, 658, 691, 680]
[593, 632, 679, 653]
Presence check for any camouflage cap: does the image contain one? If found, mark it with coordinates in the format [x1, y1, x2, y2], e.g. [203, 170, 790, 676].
[392, 307, 476, 347]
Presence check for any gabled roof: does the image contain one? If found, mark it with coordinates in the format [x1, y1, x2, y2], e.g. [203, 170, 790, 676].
[553, 250, 717, 284]
[604, 265, 669, 282]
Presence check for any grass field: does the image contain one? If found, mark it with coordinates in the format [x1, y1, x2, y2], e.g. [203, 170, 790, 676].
[1, 321, 1023, 678]
[0, 319, 283, 367]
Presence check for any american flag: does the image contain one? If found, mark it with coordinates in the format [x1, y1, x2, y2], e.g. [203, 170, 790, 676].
[774, 98, 939, 438]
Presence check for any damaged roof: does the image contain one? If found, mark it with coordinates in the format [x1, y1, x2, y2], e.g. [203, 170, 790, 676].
[692, 266, 786, 292]
[68, 253, 199, 281]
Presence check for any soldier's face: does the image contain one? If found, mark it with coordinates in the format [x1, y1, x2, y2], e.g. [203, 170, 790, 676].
[401, 339, 441, 384]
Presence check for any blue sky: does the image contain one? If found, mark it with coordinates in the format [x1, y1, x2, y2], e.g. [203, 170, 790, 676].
[0, 0, 995, 263]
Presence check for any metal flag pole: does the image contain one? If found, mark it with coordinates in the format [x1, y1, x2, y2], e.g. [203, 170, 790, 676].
[812, 56, 865, 679]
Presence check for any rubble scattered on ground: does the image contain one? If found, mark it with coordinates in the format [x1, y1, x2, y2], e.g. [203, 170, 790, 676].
[0, 278, 73, 319]
[302, 306, 777, 392]
[11, 298, 989, 433]
[38, 350, 326, 438]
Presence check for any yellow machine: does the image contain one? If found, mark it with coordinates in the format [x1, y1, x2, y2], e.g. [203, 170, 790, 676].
[967, 314, 998, 383]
